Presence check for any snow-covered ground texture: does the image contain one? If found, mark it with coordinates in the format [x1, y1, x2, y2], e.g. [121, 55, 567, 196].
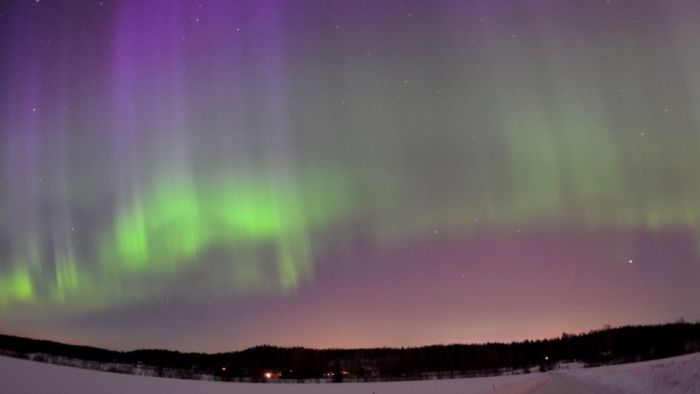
[1, 352, 699, 394]
[551, 352, 700, 394]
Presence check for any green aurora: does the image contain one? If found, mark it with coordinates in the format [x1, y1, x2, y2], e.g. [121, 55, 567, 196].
[1, 1, 700, 350]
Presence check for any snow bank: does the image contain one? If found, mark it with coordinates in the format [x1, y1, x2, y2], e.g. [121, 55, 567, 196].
[560, 352, 700, 393]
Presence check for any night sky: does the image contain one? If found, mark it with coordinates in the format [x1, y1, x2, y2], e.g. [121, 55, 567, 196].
[1, 0, 700, 352]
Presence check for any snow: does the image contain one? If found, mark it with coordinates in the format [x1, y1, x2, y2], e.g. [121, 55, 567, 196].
[497, 352, 700, 393]
[553, 352, 700, 394]
[1, 352, 699, 393]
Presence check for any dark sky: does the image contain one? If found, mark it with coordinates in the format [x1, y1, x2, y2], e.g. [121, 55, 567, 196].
[1, 0, 699, 352]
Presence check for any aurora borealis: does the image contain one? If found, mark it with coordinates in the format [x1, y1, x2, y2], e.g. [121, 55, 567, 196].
[1, 0, 700, 352]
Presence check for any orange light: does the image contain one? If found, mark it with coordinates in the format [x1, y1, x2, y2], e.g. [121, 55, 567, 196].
[264, 372, 272, 379]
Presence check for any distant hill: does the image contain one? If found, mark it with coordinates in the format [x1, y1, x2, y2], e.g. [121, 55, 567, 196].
[1, 321, 699, 382]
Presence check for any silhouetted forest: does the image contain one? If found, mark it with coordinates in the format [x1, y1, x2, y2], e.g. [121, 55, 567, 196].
[1, 321, 699, 382]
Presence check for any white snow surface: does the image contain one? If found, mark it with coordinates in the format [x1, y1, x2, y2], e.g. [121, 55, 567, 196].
[551, 352, 700, 394]
[1, 352, 699, 394]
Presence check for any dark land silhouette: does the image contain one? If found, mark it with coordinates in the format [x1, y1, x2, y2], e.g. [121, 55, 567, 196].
[1, 321, 699, 382]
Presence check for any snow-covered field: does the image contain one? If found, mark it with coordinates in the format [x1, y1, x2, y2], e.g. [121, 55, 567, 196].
[1, 352, 698, 394]
[551, 352, 700, 394]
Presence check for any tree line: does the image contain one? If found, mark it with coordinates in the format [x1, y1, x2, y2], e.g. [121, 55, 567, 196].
[1, 321, 699, 382]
